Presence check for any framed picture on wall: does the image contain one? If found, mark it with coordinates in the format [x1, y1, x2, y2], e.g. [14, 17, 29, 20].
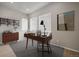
[57, 11, 75, 31]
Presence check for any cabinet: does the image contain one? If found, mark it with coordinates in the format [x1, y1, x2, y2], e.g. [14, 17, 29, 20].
[2, 32, 19, 44]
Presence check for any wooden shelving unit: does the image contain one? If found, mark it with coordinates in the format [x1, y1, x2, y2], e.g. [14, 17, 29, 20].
[0, 17, 20, 28]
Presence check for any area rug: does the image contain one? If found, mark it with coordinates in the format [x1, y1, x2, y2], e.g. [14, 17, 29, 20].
[10, 39, 64, 57]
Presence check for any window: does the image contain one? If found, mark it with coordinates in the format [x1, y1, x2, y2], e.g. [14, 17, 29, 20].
[39, 13, 51, 33]
[30, 17, 38, 32]
[21, 18, 28, 31]
[29, 13, 51, 34]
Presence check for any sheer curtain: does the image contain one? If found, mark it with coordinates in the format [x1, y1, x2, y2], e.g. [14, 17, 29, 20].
[30, 17, 38, 33]
[21, 18, 28, 31]
[39, 13, 51, 35]
[29, 13, 51, 35]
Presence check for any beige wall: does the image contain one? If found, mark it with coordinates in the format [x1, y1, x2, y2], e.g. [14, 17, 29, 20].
[30, 2, 79, 51]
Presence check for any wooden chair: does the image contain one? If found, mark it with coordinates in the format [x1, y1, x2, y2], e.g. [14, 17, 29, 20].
[37, 33, 52, 53]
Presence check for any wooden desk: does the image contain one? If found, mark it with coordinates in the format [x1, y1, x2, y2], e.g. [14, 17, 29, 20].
[24, 33, 52, 47]
[24, 33, 35, 48]
[24, 33, 52, 56]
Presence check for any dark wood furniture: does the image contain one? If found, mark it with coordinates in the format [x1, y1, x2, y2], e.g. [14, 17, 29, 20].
[2, 32, 19, 44]
[24, 33, 52, 55]
[24, 33, 35, 48]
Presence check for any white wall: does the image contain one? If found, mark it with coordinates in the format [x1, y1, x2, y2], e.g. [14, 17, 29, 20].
[0, 5, 27, 32]
[30, 2, 79, 51]
[0, 5, 27, 42]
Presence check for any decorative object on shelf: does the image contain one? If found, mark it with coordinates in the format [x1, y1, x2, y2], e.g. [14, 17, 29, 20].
[57, 11, 74, 31]
[0, 17, 20, 27]
[13, 20, 20, 30]
[40, 20, 46, 36]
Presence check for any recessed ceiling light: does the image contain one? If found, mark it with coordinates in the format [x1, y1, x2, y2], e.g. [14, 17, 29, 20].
[10, 2, 14, 4]
[26, 9, 30, 11]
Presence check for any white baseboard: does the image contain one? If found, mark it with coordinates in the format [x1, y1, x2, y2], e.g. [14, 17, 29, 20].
[51, 43, 79, 53]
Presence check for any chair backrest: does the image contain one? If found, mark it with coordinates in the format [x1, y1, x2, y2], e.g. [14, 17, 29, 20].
[37, 30, 41, 36]
[43, 33, 52, 44]
[48, 33, 52, 40]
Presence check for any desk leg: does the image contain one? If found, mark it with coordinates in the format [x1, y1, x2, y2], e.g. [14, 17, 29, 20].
[26, 38, 28, 48]
[32, 39, 33, 46]
[42, 42, 44, 56]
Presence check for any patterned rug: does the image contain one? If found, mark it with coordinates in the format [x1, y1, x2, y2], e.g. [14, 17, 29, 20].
[10, 39, 64, 57]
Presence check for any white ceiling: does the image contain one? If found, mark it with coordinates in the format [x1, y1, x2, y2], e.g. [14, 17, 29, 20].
[0, 2, 50, 14]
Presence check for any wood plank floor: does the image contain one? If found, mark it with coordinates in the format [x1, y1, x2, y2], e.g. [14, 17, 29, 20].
[0, 44, 16, 57]
[64, 49, 79, 57]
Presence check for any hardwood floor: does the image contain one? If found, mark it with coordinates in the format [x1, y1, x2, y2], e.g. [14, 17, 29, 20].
[64, 49, 79, 57]
[0, 44, 16, 57]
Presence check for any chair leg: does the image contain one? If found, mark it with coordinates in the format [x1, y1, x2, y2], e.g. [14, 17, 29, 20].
[37, 41, 39, 51]
[32, 39, 33, 46]
[47, 42, 52, 54]
[37, 41, 40, 52]
[49, 45, 52, 54]
[37, 41, 52, 56]
[47, 43, 50, 53]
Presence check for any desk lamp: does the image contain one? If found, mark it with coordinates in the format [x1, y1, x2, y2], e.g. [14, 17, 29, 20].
[40, 20, 46, 36]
